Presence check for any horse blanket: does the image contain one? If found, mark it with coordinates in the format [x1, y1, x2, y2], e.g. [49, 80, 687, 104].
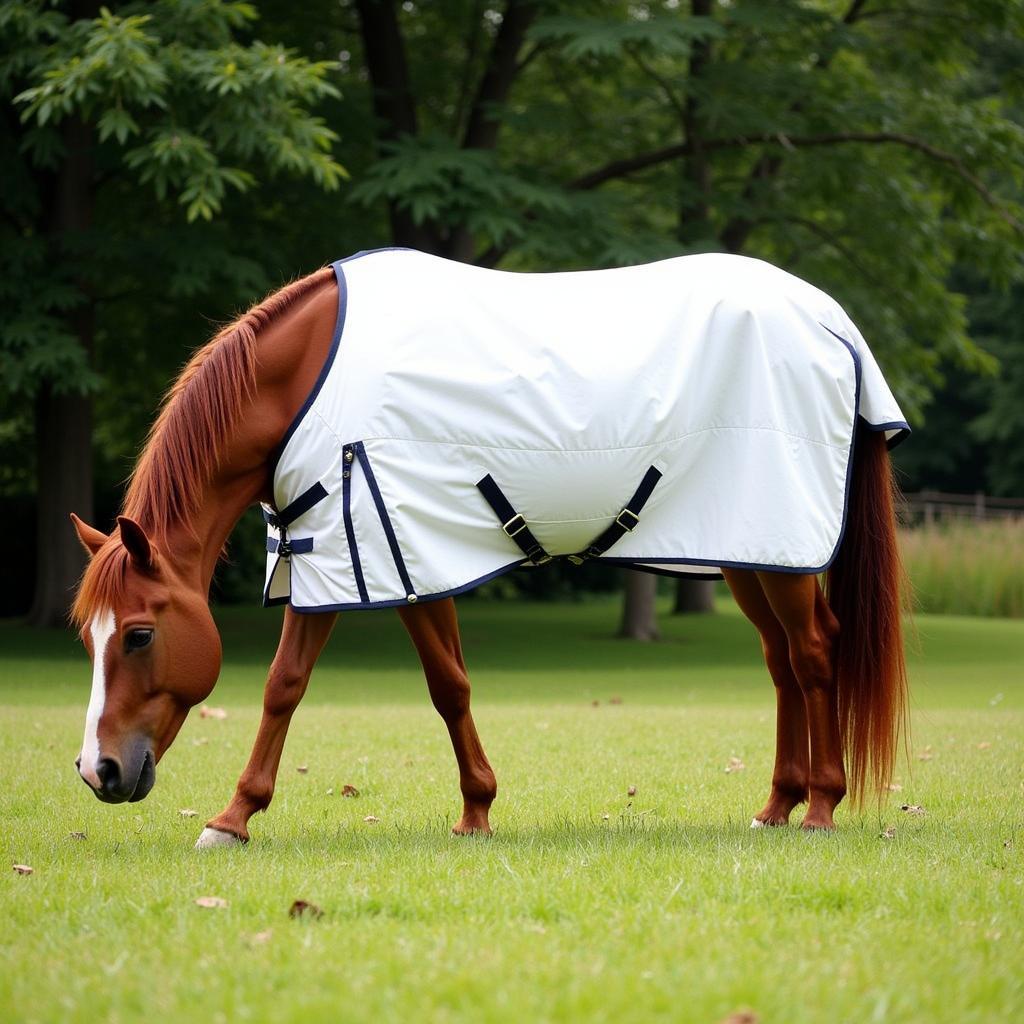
[264, 248, 909, 611]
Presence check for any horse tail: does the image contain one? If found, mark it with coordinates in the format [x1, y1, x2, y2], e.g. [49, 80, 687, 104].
[825, 424, 909, 806]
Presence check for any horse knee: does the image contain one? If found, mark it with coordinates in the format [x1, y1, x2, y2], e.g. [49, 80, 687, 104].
[427, 666, 472, 720]
[263, 661, 309, 716]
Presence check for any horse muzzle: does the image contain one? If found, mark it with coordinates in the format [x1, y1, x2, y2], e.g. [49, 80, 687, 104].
[76, 747, 156, 804]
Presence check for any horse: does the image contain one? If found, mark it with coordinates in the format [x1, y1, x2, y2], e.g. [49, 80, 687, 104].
[70, 250, 909, 845]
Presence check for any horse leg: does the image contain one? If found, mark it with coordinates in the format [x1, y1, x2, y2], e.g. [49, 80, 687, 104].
[196, 608, 337, 847]
[722, 568, 809, 826]
[398, 598, 497, 835]
[755, 572, 845, 830]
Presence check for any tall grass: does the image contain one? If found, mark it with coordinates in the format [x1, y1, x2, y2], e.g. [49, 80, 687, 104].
[900, 518, 1024, 618]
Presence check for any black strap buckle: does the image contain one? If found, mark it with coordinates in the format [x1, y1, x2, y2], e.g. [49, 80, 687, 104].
[503, 513, 528, 538]
[525, 544, 553, 566]
[615, 508, 640, 531]
[477, 473, 553, 567]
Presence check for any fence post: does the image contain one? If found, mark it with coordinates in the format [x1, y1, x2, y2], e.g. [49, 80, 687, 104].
[975, 491, 985, 521]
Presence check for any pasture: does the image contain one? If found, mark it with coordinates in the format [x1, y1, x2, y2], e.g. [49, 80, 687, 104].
[2, 598, 1022, 1023]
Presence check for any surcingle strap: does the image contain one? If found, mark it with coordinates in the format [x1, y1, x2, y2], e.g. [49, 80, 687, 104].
[263, 481, 328, 559]
[476, 474, 553, 566]
[567, 466, 663, 565]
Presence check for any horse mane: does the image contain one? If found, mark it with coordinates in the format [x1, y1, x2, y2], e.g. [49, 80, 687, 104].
[72, 266, 335, 628]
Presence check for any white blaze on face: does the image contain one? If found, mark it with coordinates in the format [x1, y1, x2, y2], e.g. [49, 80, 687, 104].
[80, 608, 116, 788]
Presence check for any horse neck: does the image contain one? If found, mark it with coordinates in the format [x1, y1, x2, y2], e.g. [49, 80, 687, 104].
[156, 279, 340, 595]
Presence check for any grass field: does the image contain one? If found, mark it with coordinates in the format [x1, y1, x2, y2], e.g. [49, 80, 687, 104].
[1, 598, 1022, 1023]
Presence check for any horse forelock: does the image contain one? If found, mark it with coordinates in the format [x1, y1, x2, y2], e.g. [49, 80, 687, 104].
[72, 540, 131, 631]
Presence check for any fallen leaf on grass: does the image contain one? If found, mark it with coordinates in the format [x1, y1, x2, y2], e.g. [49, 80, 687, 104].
[68, 831, 87, 841]
[719, 1011, 759, 1024]
[13, 864, 33, 875]
[591, 700, 600, 707]
[609, 696, 623, 705]
[880, 827, 896, 840]
[886, 782, 903, 792]
[342, 785, 359, 798]
[289, 900, 323, 920]
[900, 804, 926, 816]
[296, 765, 309, 774]
[725, 757, 745, 773]
[195, 896, 228, 910]
[325, 788, 334, 796]
[179, 809, 198, 818]
[601, 813, 610, 821]
[192, 737, 209, 746]
[249, 929, 273, 946]
[1003, 840, 1013, 849]
[977, 742, 991, 750]
[363, 815, 380, 824]
[200, 705, 227, 720]
[627, 785, 637, 797]
[918, 746, 934, 762]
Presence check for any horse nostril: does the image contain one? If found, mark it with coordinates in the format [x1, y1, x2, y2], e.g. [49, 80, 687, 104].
[75, 756, 82, 770]
[96, 757, 121, 792]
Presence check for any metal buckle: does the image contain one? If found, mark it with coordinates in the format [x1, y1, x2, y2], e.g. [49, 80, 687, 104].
[278, 537, 293, 559]
[567, 554, 586, 566]
[527, 549, 553, 566]
[615, 508, 640, 531]
[502, 513, 527, 538]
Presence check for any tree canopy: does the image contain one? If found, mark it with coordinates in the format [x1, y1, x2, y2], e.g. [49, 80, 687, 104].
[1, 0, 1022, 621]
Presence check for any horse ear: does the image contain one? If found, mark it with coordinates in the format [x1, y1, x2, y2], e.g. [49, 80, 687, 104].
[70, 513, 108, 556]
[117, 516, 157, 571]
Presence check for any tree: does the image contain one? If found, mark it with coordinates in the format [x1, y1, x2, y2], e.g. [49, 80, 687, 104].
[1, 0, 345, 625]
[341, 0, 1023, 636]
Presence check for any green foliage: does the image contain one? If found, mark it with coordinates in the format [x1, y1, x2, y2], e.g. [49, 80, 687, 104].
[529, 10, 725, 59]
[0, 0, 346, 402]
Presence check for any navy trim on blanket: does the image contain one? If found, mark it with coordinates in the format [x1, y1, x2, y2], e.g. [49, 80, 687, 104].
[870, 421, 911, 450]
[629, 565, 724, 581]
[354, 441, 417, 600]
[262, 560, 289, 607]
[338, 247, 416, 265]
[268, 262, 348, 479]
[342, 444, 369, 604]
[287, 558, 527, 613]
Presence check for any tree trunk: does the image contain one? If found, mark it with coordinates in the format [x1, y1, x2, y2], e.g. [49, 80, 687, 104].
[28, 112, 96, 627]
[672, 578, 716, 614]
[618, 570, 660, 641]
[27, 384, 94, 627]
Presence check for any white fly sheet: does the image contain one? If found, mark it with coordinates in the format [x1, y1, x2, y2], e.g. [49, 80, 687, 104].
[264, 249, 908, 611]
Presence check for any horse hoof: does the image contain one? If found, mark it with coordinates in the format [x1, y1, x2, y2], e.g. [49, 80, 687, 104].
[195, 826, 243, 850]
[750, 818, 766, 829]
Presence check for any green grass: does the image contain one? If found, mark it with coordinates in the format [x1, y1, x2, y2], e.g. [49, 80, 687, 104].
[900, 519, 1024, 618]
[2, 598, 1022, 1023]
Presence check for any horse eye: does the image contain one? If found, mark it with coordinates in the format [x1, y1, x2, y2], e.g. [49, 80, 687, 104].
[125, 628, 154, 651]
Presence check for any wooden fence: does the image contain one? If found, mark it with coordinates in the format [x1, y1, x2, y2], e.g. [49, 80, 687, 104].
[900, 491, 1024, 525]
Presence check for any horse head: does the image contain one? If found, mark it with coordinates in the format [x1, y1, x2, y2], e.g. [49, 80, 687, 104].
[70, 514, 222, 803]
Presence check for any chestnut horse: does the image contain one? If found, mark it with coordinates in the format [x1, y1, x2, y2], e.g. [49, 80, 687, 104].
[70, 264, 907, 845]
